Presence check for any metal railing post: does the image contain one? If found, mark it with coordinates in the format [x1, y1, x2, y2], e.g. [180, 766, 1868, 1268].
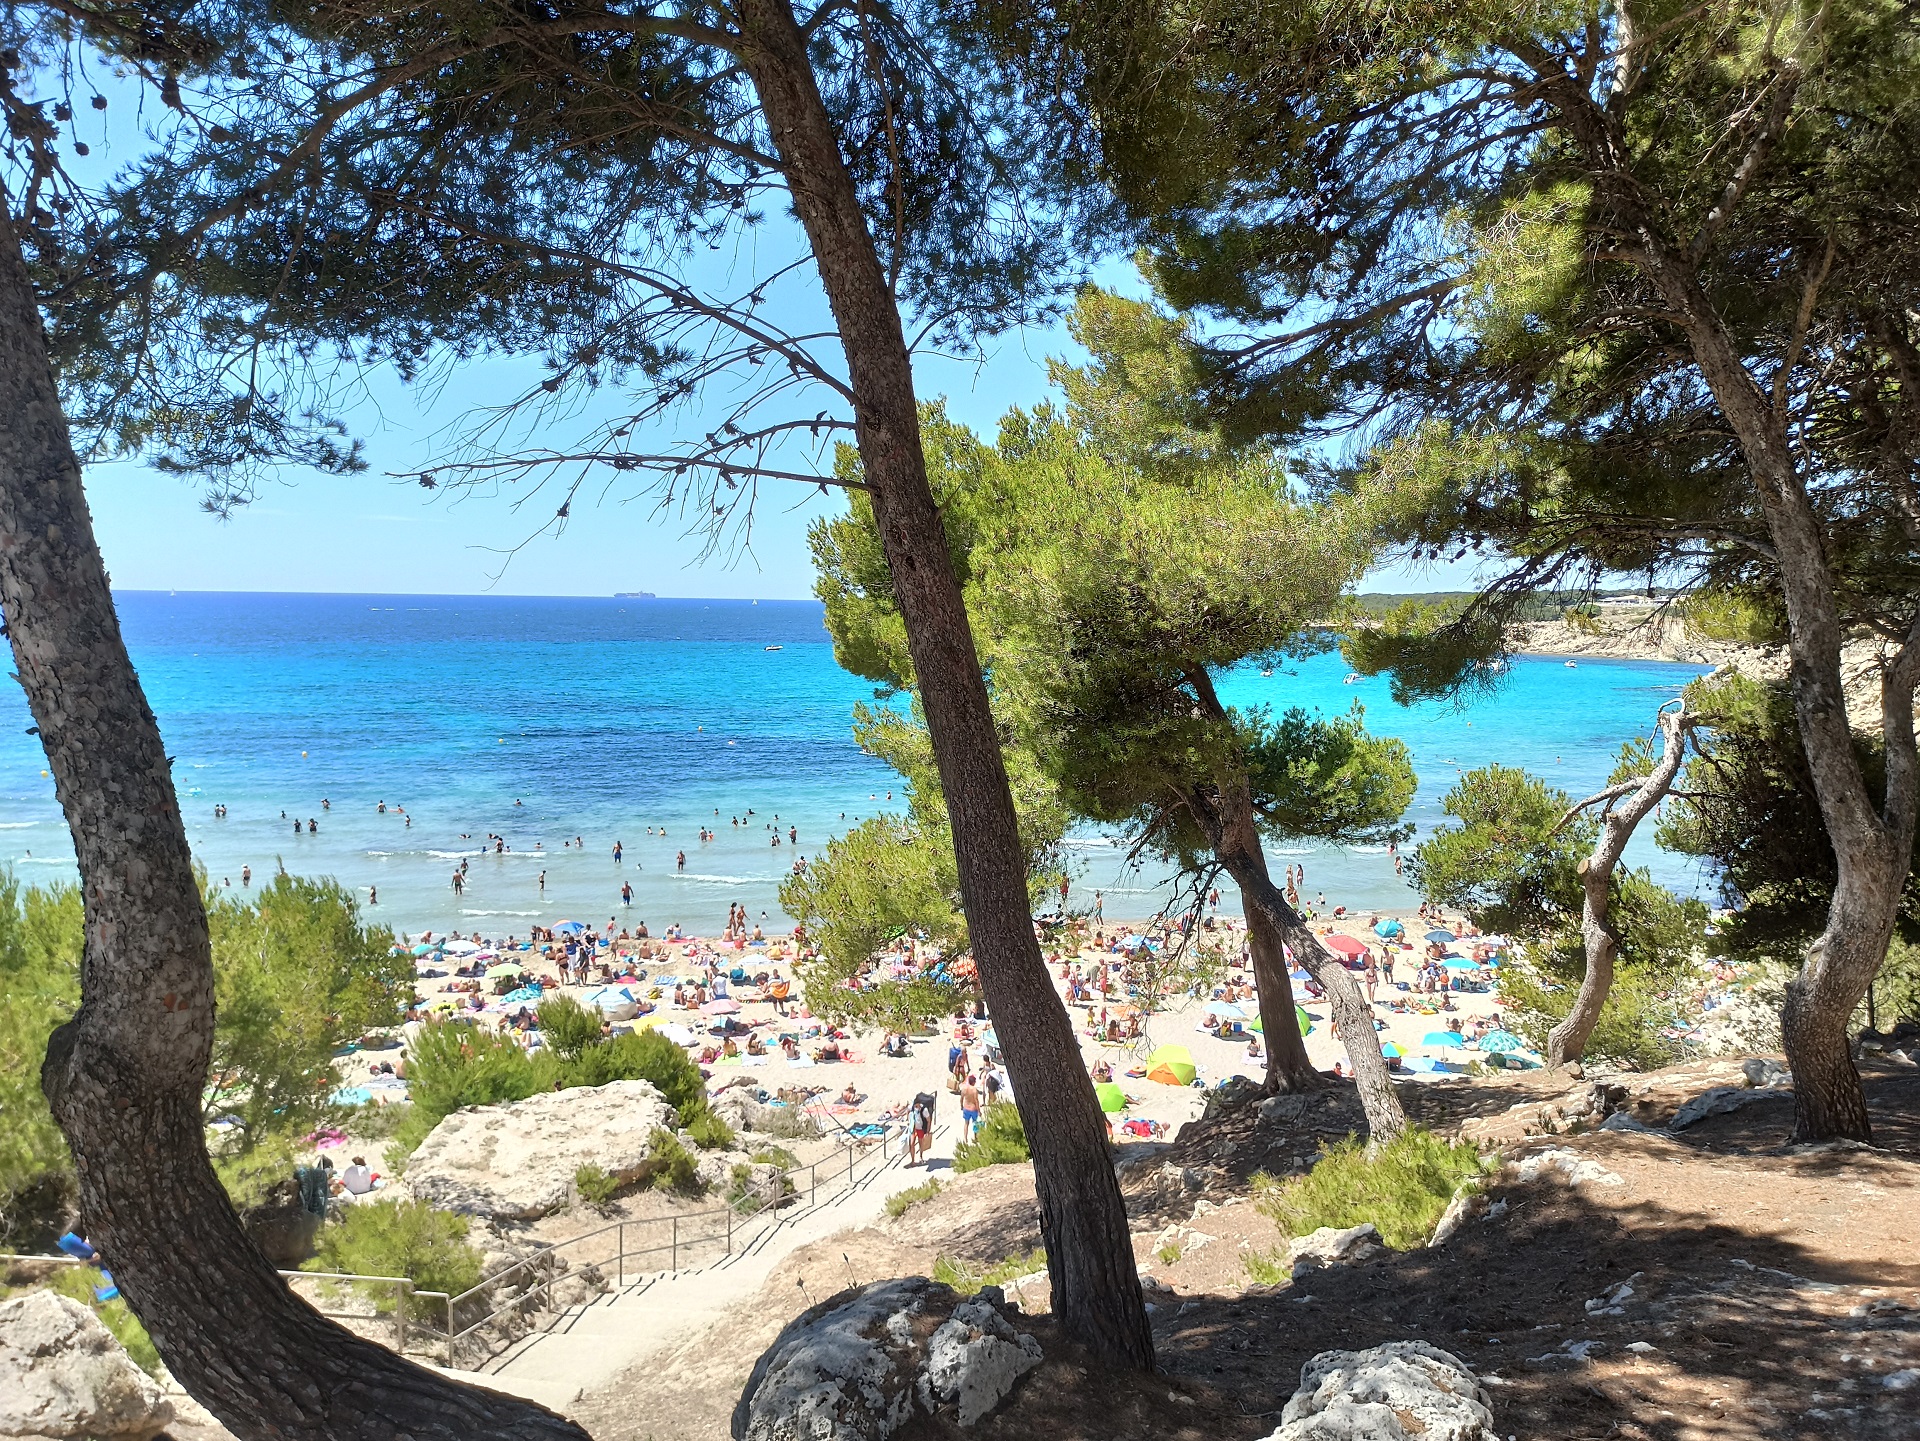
[671, 1215, 678, 1271]
[446, 1294, 454, 1368]
[397, 1282, 409, 1355]
[725, 1199, 734, 1255]
[617, 1222, 625, 1289]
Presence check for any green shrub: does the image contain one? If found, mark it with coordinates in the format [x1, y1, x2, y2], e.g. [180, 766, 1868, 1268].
[574, 1163, 621, 1207]
[1242, 1250, 1289, 1286]
[537, 994, 603, 1061]
[394, 1021, 537, 1159]
[638, 1128, 703, 1196]
[684, 1109, 736, 1151]
[212, 1133, 301, 1213]
[1499, 947, 1696, 1071]
[530, 1026, 708, 1116]
[1250, 1128, 1491, 1252]
[749, 1145, 800, 1171]
[307, 1198, 485, 1319]
[885, 1177, 943, 1218]
[931, 1248, 1047, 1295]
[1156, 1240, 1183, 1266]
[952, 1102, 1028, 1173]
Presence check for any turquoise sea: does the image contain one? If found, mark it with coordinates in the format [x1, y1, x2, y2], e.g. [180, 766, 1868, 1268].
[0, 592, 1711, 936]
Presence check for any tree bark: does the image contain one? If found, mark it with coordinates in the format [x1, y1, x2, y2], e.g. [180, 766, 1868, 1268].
[0, 195, 587, 1437]
[732, 0, 1153, 1369]
[1638, 240, 1919, 1141]
[1545, 705, 1697, 1065]
[1225, 794, 1324, 1092]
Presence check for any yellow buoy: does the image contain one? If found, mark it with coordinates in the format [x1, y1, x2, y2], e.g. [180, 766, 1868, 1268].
[301, 750, 308, 757]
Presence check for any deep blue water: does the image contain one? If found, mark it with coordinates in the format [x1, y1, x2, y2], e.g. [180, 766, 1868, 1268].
[0, 592, 1710, 935]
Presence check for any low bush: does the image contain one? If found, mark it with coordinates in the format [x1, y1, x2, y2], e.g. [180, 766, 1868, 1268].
[307, 1198, 485, 1319]
[574, 1163, 621, 1208]
[1250, 1127, 1491, 1252]
[637, 1128, 703, 1196]
[930, 1248, 1047, 1295]
[391, 1016, 716, 1162]
[885, 1178, 943, 1218]
[684, 1109, 737, 1151]
[952, 1102, 1028, 1173]
[749, 1145, 799, 1171]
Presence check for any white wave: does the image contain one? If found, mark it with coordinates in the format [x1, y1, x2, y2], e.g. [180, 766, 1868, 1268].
[15, 856, 67, 865]
[0, 822, 40, 829]
[1346, 844, 1389, 855]
[675, 873, 757, 885]
[460, 909, 542, 917]
[1271, 847, 1314, 856]
[1061, 837, 1120, 850]
[426, 849, 486, 859]
[364, 850, 399, 858]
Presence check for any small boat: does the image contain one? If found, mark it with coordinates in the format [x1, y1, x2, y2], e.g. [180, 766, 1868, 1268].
[1344, 672, 1361, 684]
[1260, 667, 1274, 677]
[765, 645, 783, 652]
[1565, 660, 1578, 668]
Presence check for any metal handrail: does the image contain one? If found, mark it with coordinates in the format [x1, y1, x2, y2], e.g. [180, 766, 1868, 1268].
[6, 1133, 894, 1370]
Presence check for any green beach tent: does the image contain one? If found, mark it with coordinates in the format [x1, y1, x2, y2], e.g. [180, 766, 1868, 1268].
[1094, 1081, 1127, 1113]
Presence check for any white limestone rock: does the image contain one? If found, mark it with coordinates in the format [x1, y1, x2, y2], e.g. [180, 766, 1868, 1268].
[1265, 1340, 1493, 1441]
[732, 1278, 1041, 1441]
[0, 1291, 174, 1441]
[407, 1078, 676, 1219]
[1288, 1224, 1383, 1279]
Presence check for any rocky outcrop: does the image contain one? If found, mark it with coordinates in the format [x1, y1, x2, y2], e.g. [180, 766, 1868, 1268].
[1669, 1085, 1791, 1131]
[0, 1291, 174, 1441]
[407, 1079, 675, 1219]
[1264, 1340, 1493, 1441]
[731, 1277, 1041, 1441]
[1287, 1224, 1383, 1279]
[1508, 1147, 1624, 1187]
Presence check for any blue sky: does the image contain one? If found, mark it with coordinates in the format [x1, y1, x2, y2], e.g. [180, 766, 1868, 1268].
[88, 311, 1481, 600]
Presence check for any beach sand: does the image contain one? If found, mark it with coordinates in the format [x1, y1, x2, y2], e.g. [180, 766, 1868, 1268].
[337, 906, 1517, 1164]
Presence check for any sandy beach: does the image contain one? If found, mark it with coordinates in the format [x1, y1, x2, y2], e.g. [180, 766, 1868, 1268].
[336, 903, 1518, 1163]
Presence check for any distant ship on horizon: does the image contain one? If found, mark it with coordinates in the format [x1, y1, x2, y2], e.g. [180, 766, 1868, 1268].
[613, 591, 657, 599]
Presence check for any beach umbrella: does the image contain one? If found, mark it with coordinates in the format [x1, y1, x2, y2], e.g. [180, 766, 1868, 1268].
[1145, 1043, 1197, 1086]
[1324, 934, 1367, 959]
[701, 998, 742, 1016]
[1094, 1081, 1127, 1113]
[659, 1023, 699, 1045]
[1424, 929, 1458, 945]
[485, 962, 523, 979]
[1480, 935, 1510, 949]
[1480, 1030, 1524, 1053]
[1380, 1042, 1402, 1059]
[1442, 956, 1479, 970]
[982, 1028, 999, 1049]
[1421, 1031, 1466, 1049]
[583, 986, 639, 1021]
[411, 942, 435, 957]
[444, 939, 480, 955]
[1296, 1005, 1313, 1036]
[1208, 1002, 1248, 1020]
[1373, 919, 1404, 938]
[553, 920, 587, 936]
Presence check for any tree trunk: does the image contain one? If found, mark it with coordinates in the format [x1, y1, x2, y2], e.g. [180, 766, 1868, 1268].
[1224, 793, 1323, 1092]
[732, 0, 1153, 1369]
[1189, 769, 1404, 1138]
[1218, 847, 1406, 1141]
[1546, 705, 1697, 1065]
[1643, 243, 1919, 1141]
[0, 195, 586, 1437]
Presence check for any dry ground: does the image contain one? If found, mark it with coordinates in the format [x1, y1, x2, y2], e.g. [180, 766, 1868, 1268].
[569, 1059, 1920, 1441]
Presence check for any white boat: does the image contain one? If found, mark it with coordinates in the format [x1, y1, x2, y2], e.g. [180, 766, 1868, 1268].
[1565, 661, 1578, 668]
[765, 645, 783, 651]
